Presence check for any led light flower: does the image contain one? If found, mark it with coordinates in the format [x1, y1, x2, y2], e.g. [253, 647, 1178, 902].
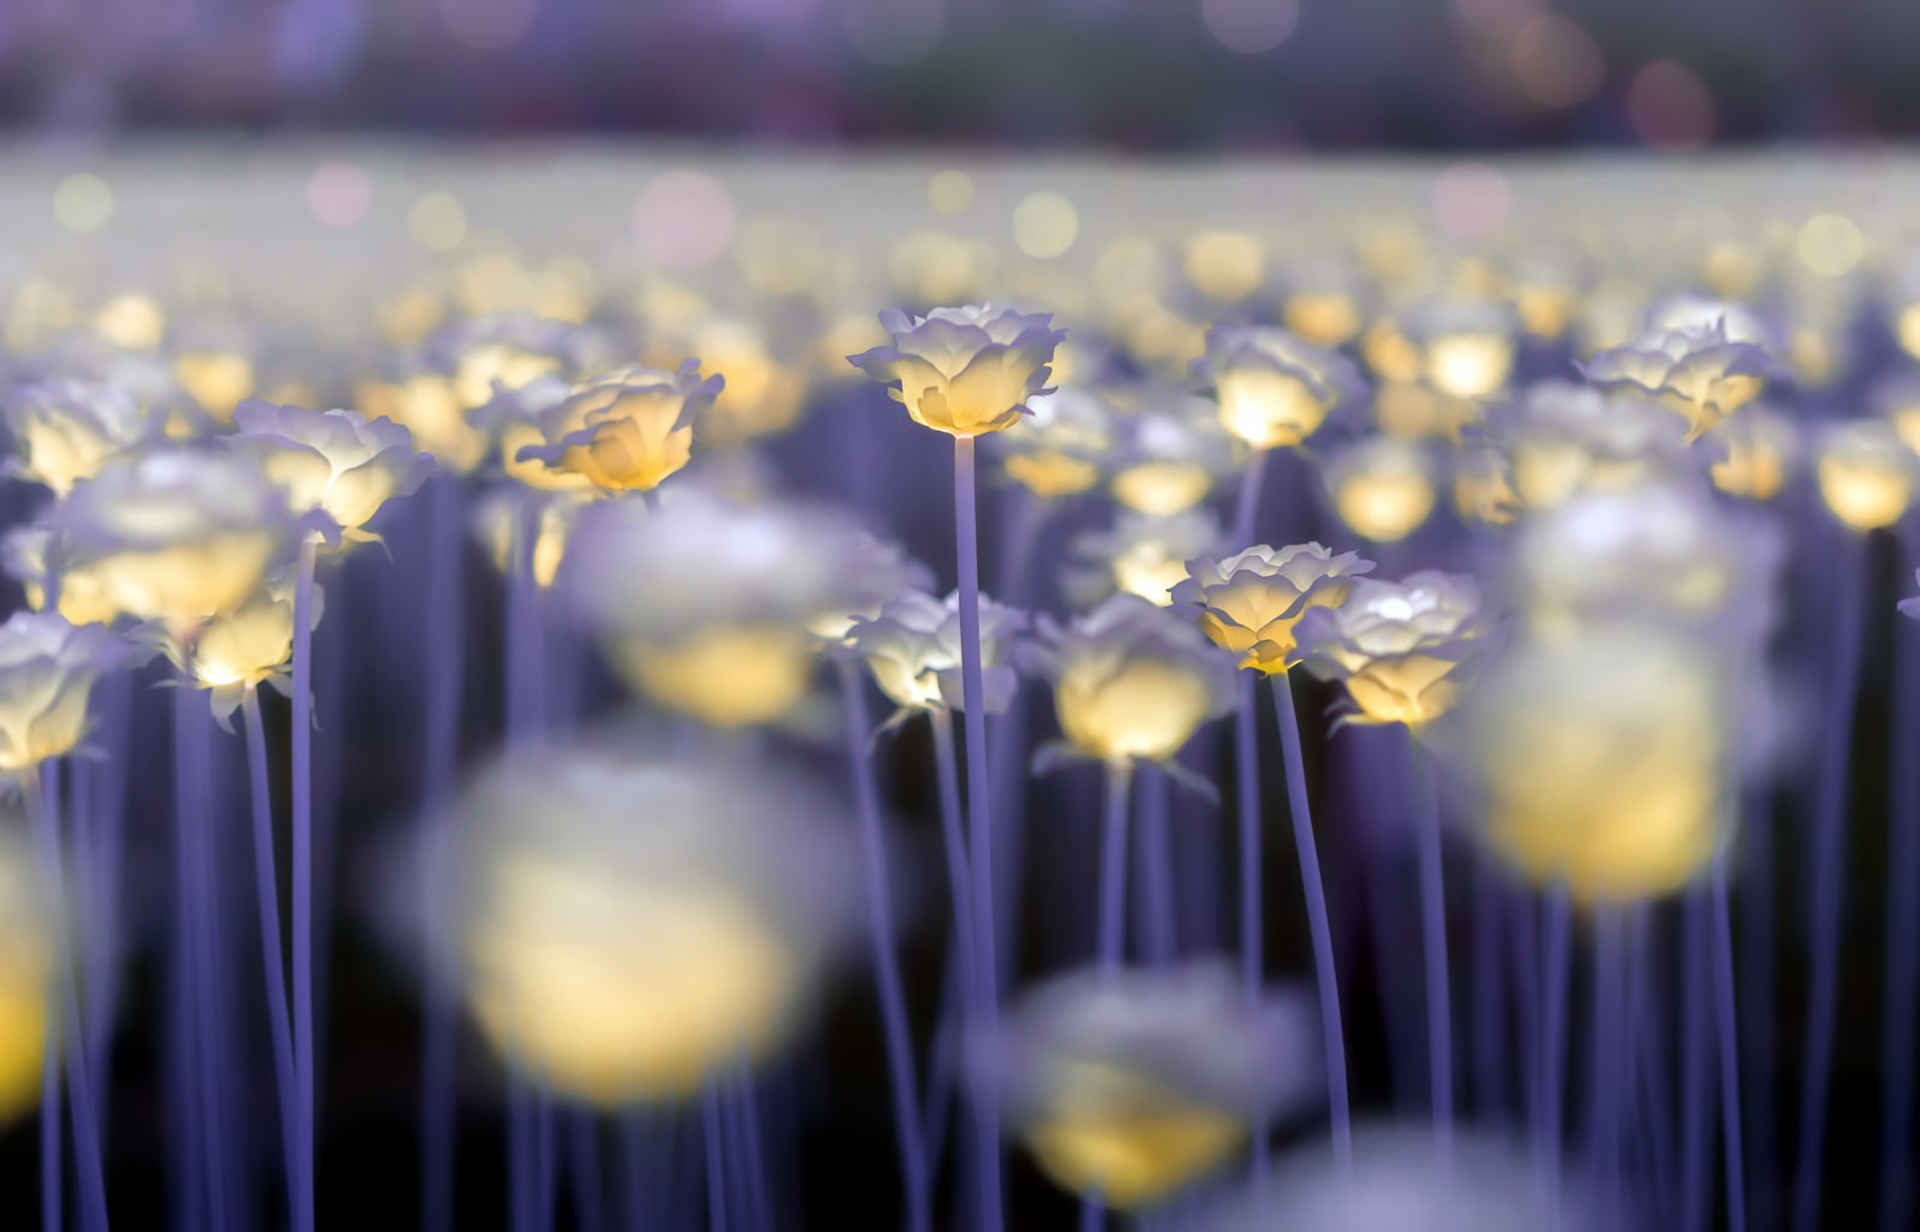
[46, 448, 300, 635]
[1031, 594, 1238, 766]
[1193, 324, 1360, 451]
[1173, 543, 1375, 675]
[690, 318, 809, 447]
[0, 612, 137, 774]
[1324, 437, 1436, 544]
[1451, 443, 1519, 526]
[1399, 298, 1518, 401]
[427, 313, 584, 411]
[1817, 420, 1916, 532]
[230, 402, 438, 545]
[1471, 624, 1731, 903]
[992, 385, 1114, 499]
[188, 572, 325, 729]
[1583, 319, 1779, 439]
[452, 746, 854, 1106]
[1491, 381, 1692, 509]
[517, 361, 722, 494]
[0, 830, 51, 1125]
[990, 961, 1321, 1209]
[1071, 510, 1222, 608]
[1106, 395, 1236, 517]
[849, 304, 1066, 437]
[1, 380, 158, 496]
[1294, 572, 1493, 729]
[356, 371, 489, 476]
[843, 589, 1027, 721]
[561, 486, 895, 728]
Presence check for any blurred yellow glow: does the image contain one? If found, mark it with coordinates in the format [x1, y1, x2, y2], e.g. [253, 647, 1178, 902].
[454, 343, 561, 411]
[695, 321, 808, 447]
[891, 231, 981, 303]
[377, 287, 447, 346]
[6, 281, 78, 352]
[1283, 292, 1363, 347]
[1023, 1062, 1244, 1208]
[175, 352, 256, 422]
[1332, 442, 1435, 543]
[1424, 331, 1513, 400]
[1056, 657, 1215, 765]
[1796, 213, 1865, 278]
[1453, 450, 1519, 525]
[1112, 540, 1193, 608]
[1374, 382, 1445, 440]
[410, 192, 469, 252]
[1515, 284, 1574, 339]
[1216, 368, 1331, 451]
[53, 173, 113, 234]
[1361, 319, 1422, 383]
[1819, 432, 1914, 532]
[359, 375, 489, 476]
[1712, 431, 1788, 501]
[1898, 305, 1920, 362]
[1788, 326, 1836, 388]
[615, 625, 814, 730]
[1093, 237, 1165, 301]
[193, 589, 295, 693]
[1006, 451, 1100, 498]
[92, 294, 165, 350]
[1183, 231, 1264, 302]
[1702, 242, 1762, 300]
[537, 382, 696, 493]
[928, 169, 975, 215]
[1111, 461, 1213, 516]
[0, 849, 49, 1127]
[1012, 192, 1079, 260]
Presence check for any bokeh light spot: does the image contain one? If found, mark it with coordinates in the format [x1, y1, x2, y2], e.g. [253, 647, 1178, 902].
[1513, 16, 1604, 107]
[53, 173, 112, 234]
[1797, 213, 1865, 278]
[1201, 0, 1299, 54]
[307, 161, 372, 229]
[844, 0, 943, 66]
[928, 169, 974, 215]
[1012, 192, 1079, 260]
[1432, 163, 1510, 240]
[634, 170, 737, 271]
[410, 192, 469, 252]
[440, 0, 538, 50]
[1629, 61, 1717, 153]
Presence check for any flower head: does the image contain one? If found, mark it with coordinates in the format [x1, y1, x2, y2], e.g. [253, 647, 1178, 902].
[230, 402, 437, 545]
[1324, 437, 1437, 544]
[843, 589, 1027, 720]
[1398, 297, 1519, 401]
[1031, 595, 1238, 766]
[849, 304, 1066, 437]
[990, 961, 1321, 1208]
[517, 361, 722, 494]
[356, 371, 489, 476]
[992, 385, 1115, 499]
[1071, 510, 1222, 608]
[1489, 381, 1693, 509]
[1, 380, 158, 496]
[1294, 571, 1493, 729]
[1173, 543, 1375, 675]
[1817, 419, 1916, 532]
[0, 612, 138, 774]
[1194, 324, 1360, 451]
[1106, 394, 1237, 516]
[426, 313, 586, 411]
[188, 570, 325, 730]
[1583, 320, 1780, 439]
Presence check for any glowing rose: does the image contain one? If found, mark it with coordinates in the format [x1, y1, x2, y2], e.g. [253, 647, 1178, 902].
[1325, 437, 1437, 544]
[1173, 543, 1375, 675]
[1583, 320, 1778, 440]
[1817, 420, 1915, 532]
[1194, 324, 1359, 451]
[1072, 510, 1222, 609]
[0, 612, 136, 774]
[1032, 595, 1238, 766]
[1491, 381, 1692, 510]
[1107, 396, 1235, 517]
[993, 386, 1114, 499]
[1399, 298, 1518, 401]
[517, 361, 721, 494]
[849, 304, 1066, 438]
[992, 962, 1321, 1209]
[843, 589, 1027, 719]
[189, 571, 325, 730]
[427, 313, 584, 411]
[1294, 571, 1493, 729]
[356, 372, 489, 476]
[1, 380, 158, 496]
[231, 402, 438, 545]
[691, 318, 809, 447]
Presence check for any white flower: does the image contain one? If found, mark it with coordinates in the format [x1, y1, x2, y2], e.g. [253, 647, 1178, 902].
[1294, 571, 1493, 728]
[843, 589, 1027, 720]
[1194, 324, 1359, 450]
[0, 612, 138, 774]
[1582, 320, 1779, 439]
[849, 304, 1066, 437]
[1, 380, 158, 496]
[230, 402, 438, 544]
[1172, 543, 1375, 674]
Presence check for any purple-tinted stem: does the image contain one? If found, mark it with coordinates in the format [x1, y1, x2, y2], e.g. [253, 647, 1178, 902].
[420, 475, 465, 1232]
[1233, 447, 1269, 547]
[536, 1089, 556, 1232]
[1272, 672, 1351, 1174]
[1628, 909, 1676, 1220]
[839, 664, 933, 1232]
[1135, 767, 1175, 967]
[1739, 784, 1777, 1232]
[922, 946, 963, 1165]
[1538, 884, 1572, 1199]
[1408, 731, 1453, 1166]
[88, 673, 132, 1132]
[241, 690, 300, 1219]
[1881, 522, 1920, 1232]
[570, 1112, 603, 1232]
[731, 1070, 774, 1232]
[703, 1084, 730, 1232]
[1098, 760, 1134, 971]
[1472, 854, 1510, 1122]
[1513, 885, 1541, 1145]
[38, 767, 62, 1232]
[1792, 534, 1864, 1232]
[1681, 887, 1712, 1232]
[929, 709, 979, 1011]
[1713, 859, 1748, 1232]
[290, 534, 318, 1232]
[953, 436, 1004, 1232]
[1234, 676, 1261, 1004]
[1586, 906, 1623, 1224]
[508, 1072, 534, 1232]
[177, 681, 232, 1232]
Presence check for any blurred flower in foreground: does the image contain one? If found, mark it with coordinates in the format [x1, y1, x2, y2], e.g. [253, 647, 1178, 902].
[1, 380, 157, 496]
[1470, 625, 1731, 903]
[844, 588, 1026, 724]
[188, 572, 324, 729]
[1490, 382, 1692, 510]
[690, 318, 809, 447]
[428, 313, 583, 412]
[46, 448, 299, 636]
[1294, 572, 1492, 729]
[805, 533, 933, 644]
[453, 746, 853, 1106]
[356, 372, 489, 476]
[0, 612, 136, 775]
[1325, 437, 1436, 543]
[1198, 1125, 1579, 1232]
[0, 827, 49, 1125]
[518, 361, 722, 494]
[990, 961, 1321, 1209]
[849, 304, 1065, 437]
[230, 402, 437, 546]
[1071, 510, 1222, 608]
[1031, 594, 1237, 767]
[1194, 324, 1358, 451]
[562, 486, 894, 728]
[1583, 320, 1776, 440]
[1817, 419, 1916, 532]
[993, 385, 1114, 499]
[1174, 543, 1375, 675]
